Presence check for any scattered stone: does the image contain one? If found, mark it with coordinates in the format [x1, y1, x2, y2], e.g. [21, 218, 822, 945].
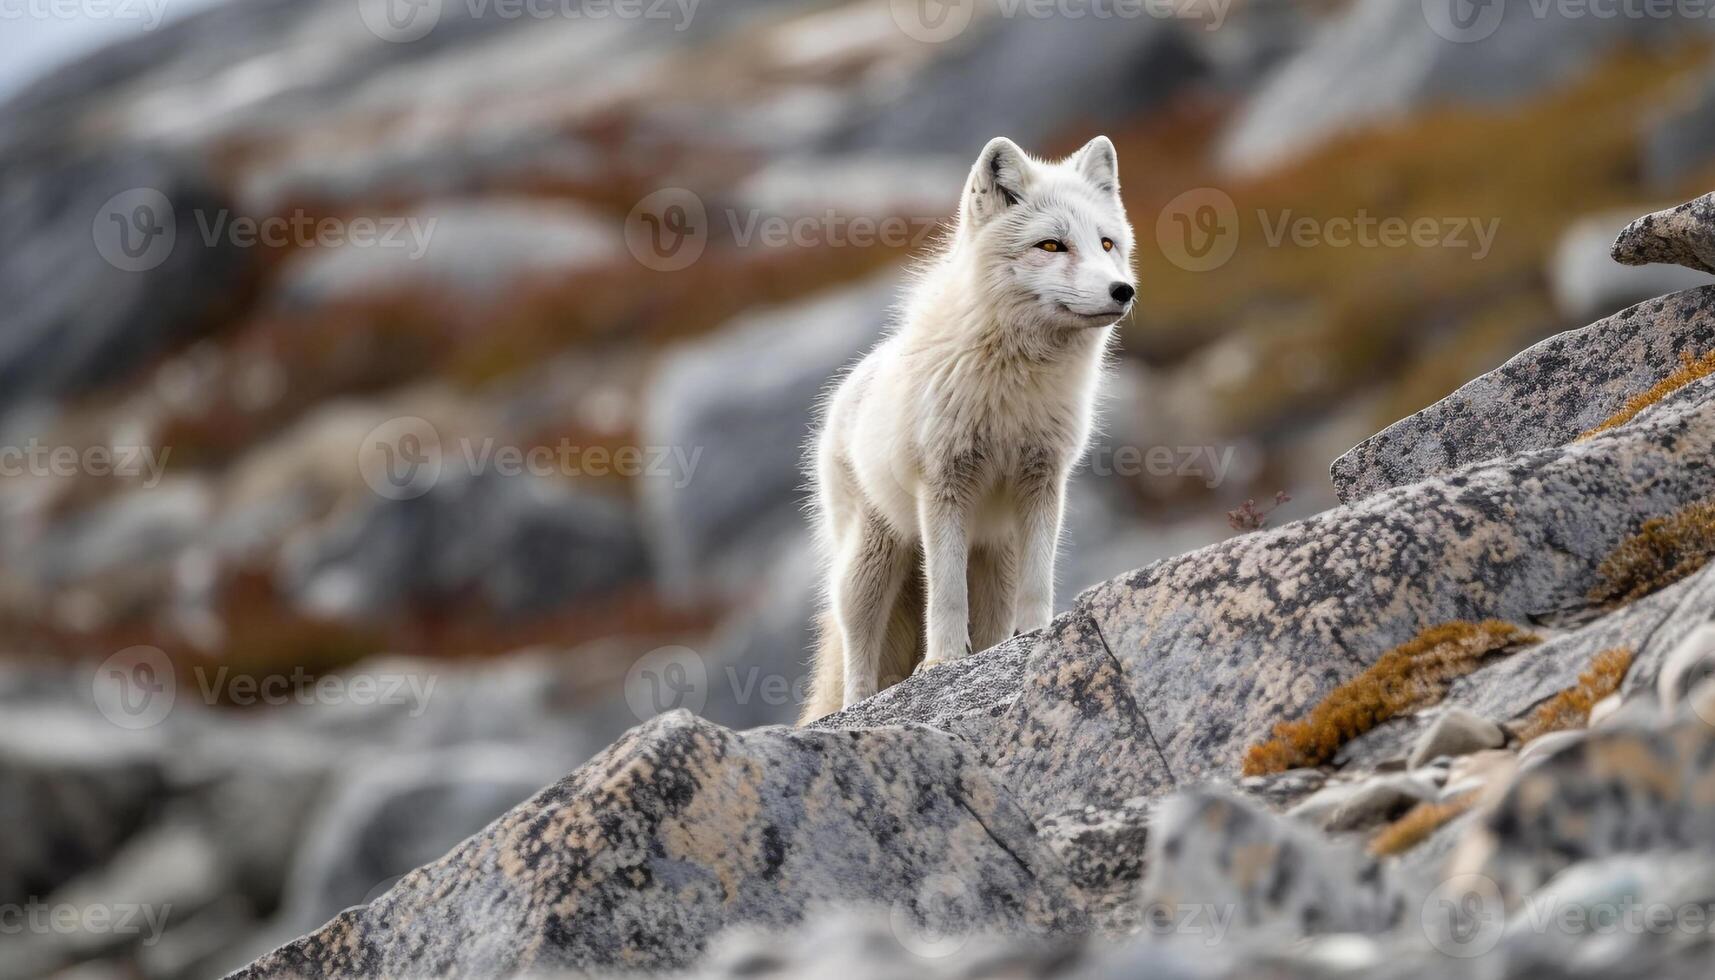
[1324, 775, 1439, 833]
[1407, 708, 1507, 769]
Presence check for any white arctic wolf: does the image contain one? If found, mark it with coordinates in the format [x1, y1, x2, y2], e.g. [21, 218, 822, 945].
[800, 135, 1136, 724]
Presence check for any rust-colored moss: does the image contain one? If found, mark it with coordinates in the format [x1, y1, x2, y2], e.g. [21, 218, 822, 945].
[1514, 647, 1634, 744]
[1369, 792, 1479, 857]
[1589, 501, 1715, 608]
[1242, 621, 1538, 777]
[1578, 350, 1715, 441]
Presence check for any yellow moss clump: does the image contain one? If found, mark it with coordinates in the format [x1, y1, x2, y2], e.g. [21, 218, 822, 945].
[1242, 621, 1538, 777]
[1589, 501, 1715, 608]
[1369, 793, 1479, 857]
[1514, 647, 1634, 744]
[1578, 350, 1715, 441]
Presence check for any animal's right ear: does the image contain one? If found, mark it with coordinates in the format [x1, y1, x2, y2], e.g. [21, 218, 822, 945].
[959, 137, 1032, 230]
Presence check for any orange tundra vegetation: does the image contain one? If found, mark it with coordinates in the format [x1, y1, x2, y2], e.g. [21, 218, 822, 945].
[1242, 621, 1538, 776]
[1589, 500, 1715, 608]
[1513, 647, 1635, 744]
[1579, 350, 1715, 441]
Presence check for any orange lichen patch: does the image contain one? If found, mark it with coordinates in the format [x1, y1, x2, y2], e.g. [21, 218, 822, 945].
[1242, 621, 1538, 777]
[1369, 792, 1479, 857]
[1514, 647, 1634, 744]
[1578, 350, 1715, 441]
[1589, 501, 1715, 608]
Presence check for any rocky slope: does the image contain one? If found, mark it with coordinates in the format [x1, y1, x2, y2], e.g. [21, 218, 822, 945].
[229, 195, 1715, 978]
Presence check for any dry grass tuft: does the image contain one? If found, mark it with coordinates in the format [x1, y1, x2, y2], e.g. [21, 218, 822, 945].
[1578, 350, 1715, 441]
[1242, 621, 1537, 776]
[1589, 501, 1715, 608]
[1514, 647, 1634, 744]
[1369, 792, 1479, 857]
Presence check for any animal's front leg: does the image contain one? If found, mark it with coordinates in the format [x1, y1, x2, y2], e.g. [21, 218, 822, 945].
[918, 493, 971, 666]
[1015, 459, 1065, 632]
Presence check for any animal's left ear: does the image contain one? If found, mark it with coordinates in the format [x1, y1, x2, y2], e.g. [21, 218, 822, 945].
[1072, 136, 1119, 196]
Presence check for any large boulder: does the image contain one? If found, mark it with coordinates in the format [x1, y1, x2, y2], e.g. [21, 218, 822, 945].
[281, 469, 648, 620]
[1220, 0, 1708, 173]
[0, 149, 252, 415]
[233, 712, 1085, 977]
[637, 278, 892, 599]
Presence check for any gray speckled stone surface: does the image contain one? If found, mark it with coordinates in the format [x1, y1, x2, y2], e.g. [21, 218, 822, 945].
[1613, 192, 1715, 275]
[1330, 286, 1715, 503]
[233, 712, 1085, 977]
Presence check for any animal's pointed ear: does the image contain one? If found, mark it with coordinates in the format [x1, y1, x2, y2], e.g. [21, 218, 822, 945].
[960, 137, 1033, 229]
[1072, 135, 1119, 196]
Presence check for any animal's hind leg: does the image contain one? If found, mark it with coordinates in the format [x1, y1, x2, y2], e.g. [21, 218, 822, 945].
[968, 539, 1020, 654]
[877, 554, 924, 690]
[832, 513, 911, 708]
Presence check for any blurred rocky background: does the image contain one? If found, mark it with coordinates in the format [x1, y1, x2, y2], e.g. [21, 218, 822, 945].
[6, 0, 1715, 976]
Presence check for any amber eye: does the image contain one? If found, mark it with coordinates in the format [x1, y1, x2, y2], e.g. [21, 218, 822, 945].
[1101, 238, 1115, 252]
[1035, 240, 1066, 252]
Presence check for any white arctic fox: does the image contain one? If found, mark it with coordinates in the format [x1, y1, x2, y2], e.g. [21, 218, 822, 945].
[800, 135, 1136, 724]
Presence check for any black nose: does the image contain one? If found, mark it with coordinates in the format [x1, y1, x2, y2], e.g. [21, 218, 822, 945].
[1110, 282, 1135, 304]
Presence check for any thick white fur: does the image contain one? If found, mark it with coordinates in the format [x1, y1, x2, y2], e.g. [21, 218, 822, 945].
[800, 136, 1136, 724]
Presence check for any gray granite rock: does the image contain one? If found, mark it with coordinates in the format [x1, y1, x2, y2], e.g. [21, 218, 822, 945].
[233, 712, 1086, 977]
[1407, 708, 1506, 769]
[1613, 192, 1715, 275]
[1144, 790, 1407, 939]
[1455, 719, 1715, 903]
[638, 279, 891, 600]
[1331, 284, 1715, 502]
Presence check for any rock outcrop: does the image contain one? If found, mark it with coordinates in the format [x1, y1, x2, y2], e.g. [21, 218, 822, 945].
[234, 191, 1715, 979]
